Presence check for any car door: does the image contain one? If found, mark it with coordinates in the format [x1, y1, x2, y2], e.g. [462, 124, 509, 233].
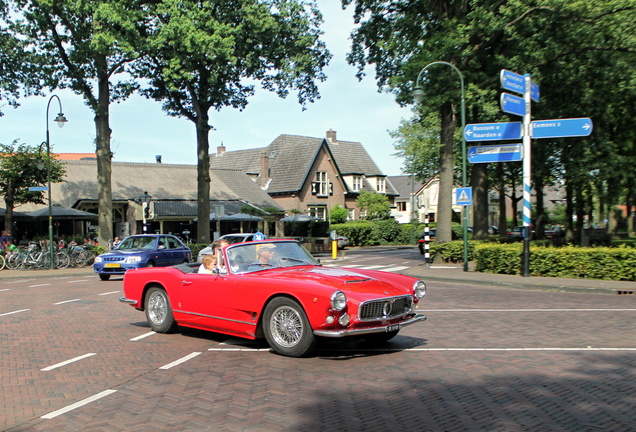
[154, 236, 172, 267]
[178, 272, 257, 337]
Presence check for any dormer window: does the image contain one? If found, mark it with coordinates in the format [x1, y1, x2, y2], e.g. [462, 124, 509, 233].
[353, 176, 363, 191]
[376, 177, 386, 193]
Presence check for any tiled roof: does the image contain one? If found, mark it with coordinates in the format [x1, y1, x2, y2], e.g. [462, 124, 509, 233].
[153, 199, 255, 218]
[55, 153, 96, 160]
[17, 160, 282, 213]
[210, 133, 397, 195]
[387, 175, 426, 199]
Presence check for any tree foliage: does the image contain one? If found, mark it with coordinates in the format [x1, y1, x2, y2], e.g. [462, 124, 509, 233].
[12, 0, 144, 245]
[0, 140, 65, 233]
[344, 0, 636, 244]
[131, 0, 331, 243]
[356, 190, 391, 220]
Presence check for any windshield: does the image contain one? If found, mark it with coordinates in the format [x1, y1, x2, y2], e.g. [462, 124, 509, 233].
[225, 241, 318, 274]
[117, 236, 157, 250]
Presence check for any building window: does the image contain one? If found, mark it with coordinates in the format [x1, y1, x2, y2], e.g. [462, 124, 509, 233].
[353, 176, 363, 191]
[397, 202, 407, 212]
[376, 177, 385, 193]
[309, 206, 326, 220]
[347, 208, 355, 220]
[312, 171, 328, 196]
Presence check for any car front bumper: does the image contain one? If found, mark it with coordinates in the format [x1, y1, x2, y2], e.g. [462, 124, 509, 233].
[313, 314, 427, 338]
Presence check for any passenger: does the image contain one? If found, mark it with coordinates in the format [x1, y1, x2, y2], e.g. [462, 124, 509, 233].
[198, 254, 217, 274]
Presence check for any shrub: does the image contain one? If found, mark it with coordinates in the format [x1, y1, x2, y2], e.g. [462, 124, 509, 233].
[474, 243, 636, 280]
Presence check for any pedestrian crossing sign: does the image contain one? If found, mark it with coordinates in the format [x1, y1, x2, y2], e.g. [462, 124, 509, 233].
[456, 187, 473, 206]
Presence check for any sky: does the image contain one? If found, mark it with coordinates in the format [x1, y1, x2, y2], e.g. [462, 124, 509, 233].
[0, 2, 412, 177]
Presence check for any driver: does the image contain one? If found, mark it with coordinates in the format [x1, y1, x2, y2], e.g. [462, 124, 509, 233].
[253, 243, 277, 265]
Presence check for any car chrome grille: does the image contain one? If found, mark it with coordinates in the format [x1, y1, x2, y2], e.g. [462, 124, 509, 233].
[358, 295, 413, 322]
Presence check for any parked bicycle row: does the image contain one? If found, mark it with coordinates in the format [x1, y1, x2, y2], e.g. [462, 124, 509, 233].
[0, 241, 96, 271]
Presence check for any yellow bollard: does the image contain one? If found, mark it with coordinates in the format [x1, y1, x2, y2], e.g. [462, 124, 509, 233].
[332, 240, 338, 260]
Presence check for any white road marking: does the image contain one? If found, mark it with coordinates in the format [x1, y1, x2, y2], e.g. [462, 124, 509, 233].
[0, 309, 30, 317]
[68, 279, 89, 283]
[159, 352, 202, 370]
[28, 284, 51, 288]
[99, 291, 120, 296]
[130, 331, 156, 341]
[53, 299, 81, 305]
[422, 308, 636, 312]
[41, 353, 97, 371]
[41, 389, 117, 419]
[0, 288, 9, 292]
[381, 266, 409, 272]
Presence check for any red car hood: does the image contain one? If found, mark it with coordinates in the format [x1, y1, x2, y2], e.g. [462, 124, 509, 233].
[263, 265, 409, 297]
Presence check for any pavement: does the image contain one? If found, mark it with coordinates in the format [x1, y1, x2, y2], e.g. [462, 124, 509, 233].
[2, 250, 635, 296]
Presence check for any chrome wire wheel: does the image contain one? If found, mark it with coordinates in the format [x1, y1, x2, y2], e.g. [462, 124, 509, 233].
[144, 287, 177, 333]
[270, 305, 304, 348]
[148, 291, 168, 326]
[263, 297, 316, 357]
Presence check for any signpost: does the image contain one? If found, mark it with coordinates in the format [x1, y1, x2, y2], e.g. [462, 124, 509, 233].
[501, 69, 539, 102]
[28, 186, 48, 192]
[531, 117, 593, 139]
[468, 144, 523, 164]
[464, 121, 522, 142]
[500, 93, 526, 117]
[455, 187, 473, 206]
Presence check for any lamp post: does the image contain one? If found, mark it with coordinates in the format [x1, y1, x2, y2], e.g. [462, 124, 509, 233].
[412, 61, 469, 272]
[38, 95, 68, 269]
[140, 191, 152, 233]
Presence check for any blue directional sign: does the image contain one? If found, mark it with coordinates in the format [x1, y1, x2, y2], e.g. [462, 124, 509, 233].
[468, 144, 523, 164]
[456, 187, 473, 206]
[530, 81, 540, 103]
[500, 93, 526, 117]
[500, 69, 525, 94]
[531, 117, 593, 139]
[500, 69, 539, 102]
[28, 186, 48, 192]
[464, 122, 522, 142]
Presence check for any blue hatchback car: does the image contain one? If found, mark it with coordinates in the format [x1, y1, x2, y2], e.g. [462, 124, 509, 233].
[93, 234, 191, 280]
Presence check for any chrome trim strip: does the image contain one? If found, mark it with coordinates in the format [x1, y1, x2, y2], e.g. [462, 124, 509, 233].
[313, 314, 427, 338]
[173, 310, 257, 326]
[119, 297, 138, 305]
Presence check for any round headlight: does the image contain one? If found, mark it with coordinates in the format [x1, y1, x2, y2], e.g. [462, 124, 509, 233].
[330, 291, 347, 311]
[413, 280, 426, 299]
[94, 256, 103, 263]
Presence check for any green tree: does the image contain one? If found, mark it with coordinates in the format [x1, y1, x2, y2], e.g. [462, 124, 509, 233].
[133, 0, 331, 243]
[344, 0, 635, 246]
[330, 205, 347, 224]
[356, 190, 391, 221]
[14, 0, 143, 245]
[0, 141, 65, 234]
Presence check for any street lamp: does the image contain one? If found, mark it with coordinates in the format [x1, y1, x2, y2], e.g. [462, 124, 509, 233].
[38, 95, 68, 269]
[139, 191, 152, 233]
[413, 61, 469, 272]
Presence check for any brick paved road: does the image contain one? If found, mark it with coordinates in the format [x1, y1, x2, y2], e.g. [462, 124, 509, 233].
[1, 270, 635, 431]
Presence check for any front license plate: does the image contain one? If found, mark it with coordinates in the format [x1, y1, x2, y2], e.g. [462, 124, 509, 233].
[386, 324, 400, 332]
[105, 263, 121, 268]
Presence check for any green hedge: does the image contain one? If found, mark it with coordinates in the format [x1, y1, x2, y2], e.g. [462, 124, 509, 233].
[187, 243, 209, 261]
[474, 244, 636, 281]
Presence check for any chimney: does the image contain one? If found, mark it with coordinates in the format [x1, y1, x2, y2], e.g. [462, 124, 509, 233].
[259, 151, 270, 189]
[217, 142, 226, 156]
[326, 129, 337, 143]
[155, 155, 162, 163]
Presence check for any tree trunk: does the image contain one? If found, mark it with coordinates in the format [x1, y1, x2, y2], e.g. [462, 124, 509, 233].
[196, 115, 211, 244]
[3, 185, 14, 235]
[96, 69, 113, 246]
[436, 101, 455, 244]
[471, 162, 488, 240]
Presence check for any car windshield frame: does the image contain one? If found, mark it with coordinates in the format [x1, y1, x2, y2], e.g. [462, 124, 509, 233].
[224, 241, 319, 274]
[116, 235, 158, 250]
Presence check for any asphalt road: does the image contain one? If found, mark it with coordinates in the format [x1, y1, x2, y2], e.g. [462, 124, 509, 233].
[2, 248, 635, 431]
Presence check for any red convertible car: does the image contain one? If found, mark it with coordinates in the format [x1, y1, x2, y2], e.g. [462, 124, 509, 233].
[120, 239, 427, 357]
